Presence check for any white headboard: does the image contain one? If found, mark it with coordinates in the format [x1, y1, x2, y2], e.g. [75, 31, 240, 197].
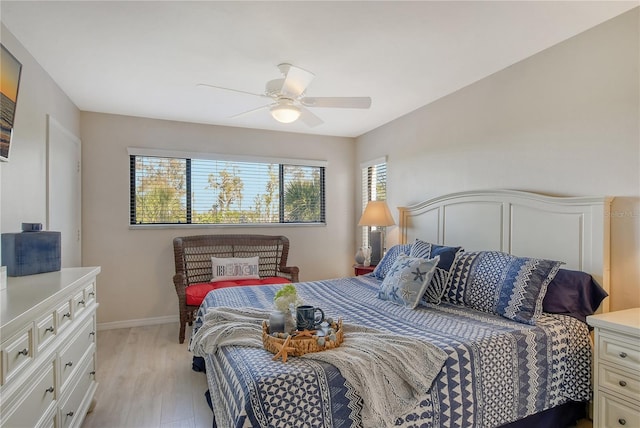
[398, 190, 613, 312]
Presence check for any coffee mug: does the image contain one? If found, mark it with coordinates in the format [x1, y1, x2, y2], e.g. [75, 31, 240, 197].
[296, 305, 325, 331]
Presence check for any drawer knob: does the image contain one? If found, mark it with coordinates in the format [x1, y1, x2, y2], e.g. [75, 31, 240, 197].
[619, 352, 627, 359]
[90, 371, 96, 376]
[63, 312, 71, 319]
[45, 326, 54, 333]
[45, 386, 54, 393]
[65, 361, 73, 367]
[89, 331, 96, 337]
[88, 291, 95, 297]
[618, 418, 626, 425]
[78, 299, 85, 306]
[17, 348, 28, 356]
[66, 411, 74, 417]
[619, 380, 627, 387]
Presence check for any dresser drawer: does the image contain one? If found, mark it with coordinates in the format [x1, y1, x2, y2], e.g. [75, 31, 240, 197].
[56, 300, 73, 333]
[599, 364, 640, 400]
[36, 405, 57, 428]
[84, 281, 97, 306]
[0, 358, 56, 428]
[1, 324, 33, 385]
[598, 391, 640, 427]
[37, 405, 57, 428]
[36, 311, 57, 352]
[59, 316, 96, 392]
[59, 352, 96, 428]
[599, 332, 640, 373]
[73, 290, 88, 317]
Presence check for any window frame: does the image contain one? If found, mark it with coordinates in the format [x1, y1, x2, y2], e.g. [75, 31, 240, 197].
[128, 147, 327, 228]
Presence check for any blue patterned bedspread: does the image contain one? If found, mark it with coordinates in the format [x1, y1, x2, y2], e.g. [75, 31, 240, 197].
[190, 275, 591, 428]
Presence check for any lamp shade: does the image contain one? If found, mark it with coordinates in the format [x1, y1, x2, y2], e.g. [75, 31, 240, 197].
[270, 101, 301, 123]
[358, 201, 395, 227]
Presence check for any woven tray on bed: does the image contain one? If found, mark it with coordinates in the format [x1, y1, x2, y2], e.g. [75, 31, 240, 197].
[262, 319, 343, 362]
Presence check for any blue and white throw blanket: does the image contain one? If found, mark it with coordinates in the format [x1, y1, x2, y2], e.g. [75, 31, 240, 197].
[190, 275, 592, 428]
[191, 306, 447, 427]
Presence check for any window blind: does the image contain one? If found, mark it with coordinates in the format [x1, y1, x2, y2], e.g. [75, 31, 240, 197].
[360, 159, 387, 247]
[130, 153, 326, 226]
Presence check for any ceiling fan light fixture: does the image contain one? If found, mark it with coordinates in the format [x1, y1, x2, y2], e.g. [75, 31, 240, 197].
[270, 102, 301, 124]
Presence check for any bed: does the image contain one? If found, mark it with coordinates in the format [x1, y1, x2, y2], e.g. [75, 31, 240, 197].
[189, 189, 613, 427]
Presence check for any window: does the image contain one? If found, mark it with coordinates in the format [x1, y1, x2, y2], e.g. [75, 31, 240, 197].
[360, 157, 387, 246]
[130, 149, 326, 225]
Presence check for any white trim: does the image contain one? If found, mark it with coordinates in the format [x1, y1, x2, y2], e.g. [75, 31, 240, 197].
[360, 156, 387, 169]
[127, 147, 328, 167]
[97, 315, 178, 331]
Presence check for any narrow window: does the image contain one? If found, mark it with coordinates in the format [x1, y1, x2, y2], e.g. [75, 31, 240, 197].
[360, 158, 387, 248]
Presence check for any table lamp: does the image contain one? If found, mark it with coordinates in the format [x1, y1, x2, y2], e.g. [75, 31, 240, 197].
[358, 200, 395, 265]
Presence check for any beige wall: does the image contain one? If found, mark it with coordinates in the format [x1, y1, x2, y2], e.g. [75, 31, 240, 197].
[0, 24, 81, 235]
[80, 112, 356, 326]
[356, 8, 640, 311]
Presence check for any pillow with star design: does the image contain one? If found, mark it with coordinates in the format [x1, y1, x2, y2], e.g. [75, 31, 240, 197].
[378, 254, 440, 309]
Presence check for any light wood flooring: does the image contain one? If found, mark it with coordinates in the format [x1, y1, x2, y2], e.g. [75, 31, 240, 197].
[81, 323, 212, 428]
[82, 322, 593, 428]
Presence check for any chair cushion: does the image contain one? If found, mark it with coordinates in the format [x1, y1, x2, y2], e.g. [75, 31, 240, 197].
[186, 277, 291, 306]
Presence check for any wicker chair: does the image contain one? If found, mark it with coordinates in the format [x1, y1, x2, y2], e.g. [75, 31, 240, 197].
[173, 234, 300, 343]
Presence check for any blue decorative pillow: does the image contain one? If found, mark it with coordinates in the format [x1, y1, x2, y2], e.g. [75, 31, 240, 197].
[378, 254, 440, 309]
[372, 244, 412, 279]
[409, 239, 463, 304]
[408, 239, 431, 258]
[444, 251, 564, 324]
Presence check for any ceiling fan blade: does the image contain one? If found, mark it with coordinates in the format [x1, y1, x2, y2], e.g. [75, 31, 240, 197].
[229, 103, 272, 119]
[280, 64, 315, 98]
[197, 83, 271, 99]
[300, 97, 372, 109]
[298, 106, 324, 127]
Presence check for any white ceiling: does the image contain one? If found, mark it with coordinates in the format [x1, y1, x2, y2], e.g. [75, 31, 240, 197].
[1, 1, 637, 138]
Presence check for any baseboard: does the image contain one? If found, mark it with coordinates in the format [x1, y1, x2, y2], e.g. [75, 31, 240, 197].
[97, 315, 178, 331]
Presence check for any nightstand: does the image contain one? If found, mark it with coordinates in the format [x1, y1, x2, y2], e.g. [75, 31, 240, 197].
[587, 308, 640, 428]
[353, 264, 375, 276]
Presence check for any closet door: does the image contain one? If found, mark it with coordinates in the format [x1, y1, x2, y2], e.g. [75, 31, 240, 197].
[47, 115, 81, 267]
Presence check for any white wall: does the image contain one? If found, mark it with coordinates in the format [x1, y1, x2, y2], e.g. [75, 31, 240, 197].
[80, 112, 355, 326]
[356, 8, 640, 311]
[0, 24, 80, 243]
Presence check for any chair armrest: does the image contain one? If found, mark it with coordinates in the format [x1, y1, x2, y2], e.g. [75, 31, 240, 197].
[278, 266, 300, 283]
[173, 273, 187, 297]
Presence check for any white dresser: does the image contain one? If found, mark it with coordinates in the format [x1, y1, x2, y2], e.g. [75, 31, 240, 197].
[587, 308, 640, 428]
[0, 267, 100, 428]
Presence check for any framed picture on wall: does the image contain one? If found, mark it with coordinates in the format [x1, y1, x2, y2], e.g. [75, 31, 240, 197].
[1, 44, 22, 162]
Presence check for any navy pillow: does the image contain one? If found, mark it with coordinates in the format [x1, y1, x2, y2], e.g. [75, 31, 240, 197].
[542, 268, 608, 323]
[430, 243, 463, 272]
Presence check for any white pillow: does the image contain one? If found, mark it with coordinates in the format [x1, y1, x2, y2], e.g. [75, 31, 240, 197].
[211, 256, 260, 282]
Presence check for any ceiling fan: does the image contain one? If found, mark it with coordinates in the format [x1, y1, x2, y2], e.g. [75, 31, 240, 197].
[198, 63, 372, 127]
